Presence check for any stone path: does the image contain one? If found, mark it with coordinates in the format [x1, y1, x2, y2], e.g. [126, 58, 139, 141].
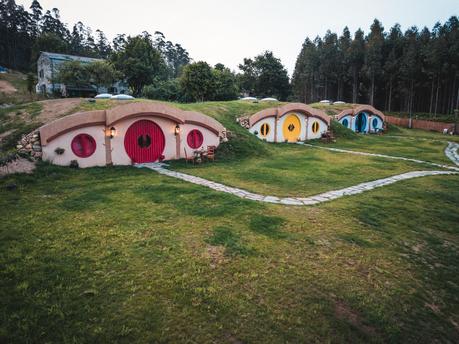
[136, 163, 457, 206]
[445, 142, 459, 166]
[304, 143, 459, 171]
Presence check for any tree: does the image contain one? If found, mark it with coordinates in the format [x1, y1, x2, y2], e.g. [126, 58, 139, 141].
[55, 60, 91, 87]
[27, 72, 36, 94]
[239, 51, 290, 100]
[142, 79, 182, 102]
[348, 29, 365, 103]
[86, 60, 119, 92]
[29, 0, 42, 38]
[238, 58, 257, 96]
[365, 19, 385, 105]
[213, 64, 239, 101]
[292, 37, 319, 103]
[95, 30, 112, 59]
[179, 62, 215, 102]
[111, 34, 166, 96]
[383, 24, 403, 111]
[337, 27, 352, 101]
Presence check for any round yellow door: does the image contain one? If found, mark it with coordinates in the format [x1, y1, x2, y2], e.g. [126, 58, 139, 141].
[282, 114, 301, 142]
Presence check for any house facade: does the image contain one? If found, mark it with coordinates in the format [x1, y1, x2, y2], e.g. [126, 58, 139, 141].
[36, 52, 129, 96]
[247, 103, 330, 143]
[38, 102, 226, 168]
[335, 105, 385, 133]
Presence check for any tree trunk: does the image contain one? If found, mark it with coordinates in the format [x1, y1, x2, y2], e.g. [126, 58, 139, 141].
[408, 79, 414, 128]
[429, 76, 435, 117]
[450, 77, 457, 114]
[388, 77, 393, 112]
[352, 68, 358, 104]
[370, 72, 375, 106]
[434, 75, 440, 119]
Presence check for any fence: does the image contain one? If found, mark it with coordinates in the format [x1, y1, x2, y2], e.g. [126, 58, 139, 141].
[385, 115, 456, 133]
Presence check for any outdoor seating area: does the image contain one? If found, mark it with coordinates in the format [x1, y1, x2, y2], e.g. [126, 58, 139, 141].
[184, 145, 216, 164]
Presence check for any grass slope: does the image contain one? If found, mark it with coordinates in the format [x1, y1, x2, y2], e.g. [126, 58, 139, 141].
[1, 100, 459, 343]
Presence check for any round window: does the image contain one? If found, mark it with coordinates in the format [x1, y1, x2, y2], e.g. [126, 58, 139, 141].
[71, 133, 96, 158]
[342, 118, 349, 128]
[372, 118, 378, 129]
[187, 129, 204, 149]
[260, 123, 270, 137]
[312, 121, 319, 134]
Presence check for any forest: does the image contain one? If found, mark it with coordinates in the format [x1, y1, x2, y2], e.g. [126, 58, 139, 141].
[1, 0, 458, 113]
[292, 17, 459, 115]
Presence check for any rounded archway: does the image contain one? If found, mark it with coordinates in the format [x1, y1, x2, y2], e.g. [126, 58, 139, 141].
[282, 114, 301, 142]
[124, 120, 165, 163]
[355, 113, 367, 133]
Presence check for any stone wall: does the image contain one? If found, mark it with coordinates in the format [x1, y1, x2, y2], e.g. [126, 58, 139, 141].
[16, 130, 42, 160]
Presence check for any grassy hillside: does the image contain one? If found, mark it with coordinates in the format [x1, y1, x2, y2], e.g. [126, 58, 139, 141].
[1, 100, 459, 343]
[0, 71, 44, 104]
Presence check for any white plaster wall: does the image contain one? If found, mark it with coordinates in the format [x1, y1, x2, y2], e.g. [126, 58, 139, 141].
[249, 117, 276, 142]
[307, 118, 328, 140]
[110, 116, 177, 165]
[276, 112, 307, 142]
[339, 115, 352, 129]
[42, 125, 106, 168]
[369, 115, 383, 131]
[180, 124, 220, 158]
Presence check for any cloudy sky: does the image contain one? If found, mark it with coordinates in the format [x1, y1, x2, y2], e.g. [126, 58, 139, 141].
[16, 0, 458, 75]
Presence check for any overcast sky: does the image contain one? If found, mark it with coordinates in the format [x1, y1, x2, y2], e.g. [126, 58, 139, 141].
[16, 0, 458, 76]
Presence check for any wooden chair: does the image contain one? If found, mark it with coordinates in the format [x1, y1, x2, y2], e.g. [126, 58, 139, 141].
[206, 146, 216, 162]
[184, 148, 195, 165]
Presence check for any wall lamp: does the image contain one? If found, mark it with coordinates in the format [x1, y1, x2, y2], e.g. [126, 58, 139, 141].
[109, 127, 116, 139]
[174, 124, 181, 136]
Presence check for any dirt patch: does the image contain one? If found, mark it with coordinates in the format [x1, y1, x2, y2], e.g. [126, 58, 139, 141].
[334, 299, 378, 338]
[204, 245, 226, 268]
[0, 80, 17, 94]
[37, 98, 83, 122]
[0, 129, 15, 141]
[0, 158, 36, 177]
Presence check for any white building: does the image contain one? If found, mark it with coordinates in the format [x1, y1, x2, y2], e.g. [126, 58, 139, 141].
[36, 52, 129, 96]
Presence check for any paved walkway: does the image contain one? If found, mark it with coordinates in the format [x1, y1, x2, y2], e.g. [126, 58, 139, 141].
[136, 163, 457, 206]
[304, 143, 459, 171]
[445, 142, 459, 166]
[135, 141, 459, 206]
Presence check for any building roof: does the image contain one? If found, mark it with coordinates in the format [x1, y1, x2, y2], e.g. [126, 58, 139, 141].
[335, 105, 385, 121]
[249, 103, 331, 127]
[39, 102, 226, 145]
[40, 52, 103, 64]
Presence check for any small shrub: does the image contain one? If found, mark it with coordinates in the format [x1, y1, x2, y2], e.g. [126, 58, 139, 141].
[69, 160, 79, 168]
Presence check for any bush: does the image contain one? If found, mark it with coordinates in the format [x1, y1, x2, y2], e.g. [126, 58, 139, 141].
[69, 160, 79, 168]
[142, 79, 183, 102]
[330, 120, 358, 140]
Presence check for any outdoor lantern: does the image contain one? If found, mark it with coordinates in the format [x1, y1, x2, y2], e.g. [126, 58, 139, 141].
[174, 124, 181, 136]
[109, 127, 116, 138]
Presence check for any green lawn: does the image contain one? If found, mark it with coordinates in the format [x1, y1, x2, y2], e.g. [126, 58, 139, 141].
[1, 100, 459, 343]
[171, 144, 440, 198]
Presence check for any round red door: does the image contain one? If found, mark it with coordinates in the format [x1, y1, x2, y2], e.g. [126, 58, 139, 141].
[124, 120, 165, 163]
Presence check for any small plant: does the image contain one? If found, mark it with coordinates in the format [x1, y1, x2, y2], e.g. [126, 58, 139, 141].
[253, 130, 259, 135]
[55, 147, 65, 155]
[69, 160, 79, 168]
